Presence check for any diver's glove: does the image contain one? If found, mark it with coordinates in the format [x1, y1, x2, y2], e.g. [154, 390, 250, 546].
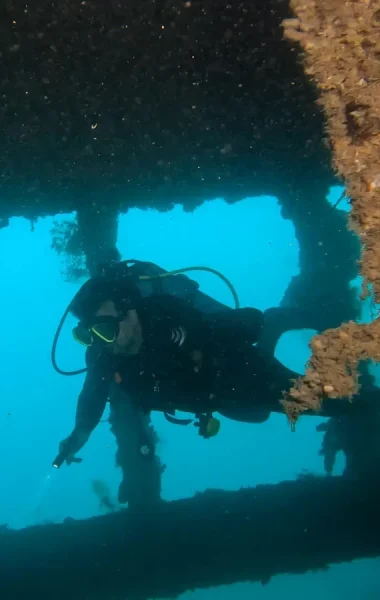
[53, 430, 88, 468]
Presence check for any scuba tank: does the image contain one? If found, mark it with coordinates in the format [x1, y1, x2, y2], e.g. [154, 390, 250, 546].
[95, 260, 263, 352]
[119, 259, 236, 314]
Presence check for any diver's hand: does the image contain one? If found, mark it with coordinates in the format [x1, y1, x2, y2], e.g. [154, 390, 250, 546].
[57, 431, 88, 466]
[58, 436, 82, 466]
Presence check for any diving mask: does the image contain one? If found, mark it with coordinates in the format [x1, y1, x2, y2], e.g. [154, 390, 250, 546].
[72, 316, 120, 347]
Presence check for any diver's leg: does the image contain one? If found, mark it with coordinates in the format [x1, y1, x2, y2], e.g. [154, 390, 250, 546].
[257, 306, 318, 357]
[217, 347, 354, 424]
[248, 348, 355, 418]
[218, 405, 272, 424]
[216, 348, 292, 424]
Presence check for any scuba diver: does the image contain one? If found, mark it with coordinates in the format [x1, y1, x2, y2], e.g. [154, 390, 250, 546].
[52, 258, 351, 470]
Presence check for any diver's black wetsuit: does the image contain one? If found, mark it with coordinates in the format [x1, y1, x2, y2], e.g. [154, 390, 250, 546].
[74, 293, 298, 436]
[74, 293, 349, 437]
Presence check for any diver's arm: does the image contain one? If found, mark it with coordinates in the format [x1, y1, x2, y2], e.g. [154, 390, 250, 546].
[75, 370, 108, 432]
[59, 350, 110, 464]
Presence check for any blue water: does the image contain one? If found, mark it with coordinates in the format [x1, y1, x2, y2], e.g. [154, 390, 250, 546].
[0, 188, 379, 598]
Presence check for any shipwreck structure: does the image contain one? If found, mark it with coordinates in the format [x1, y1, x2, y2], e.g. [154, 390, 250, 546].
[1, 476, 380, 599]
[1, 0, 380, 597]
[282, 0, 380, 420]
